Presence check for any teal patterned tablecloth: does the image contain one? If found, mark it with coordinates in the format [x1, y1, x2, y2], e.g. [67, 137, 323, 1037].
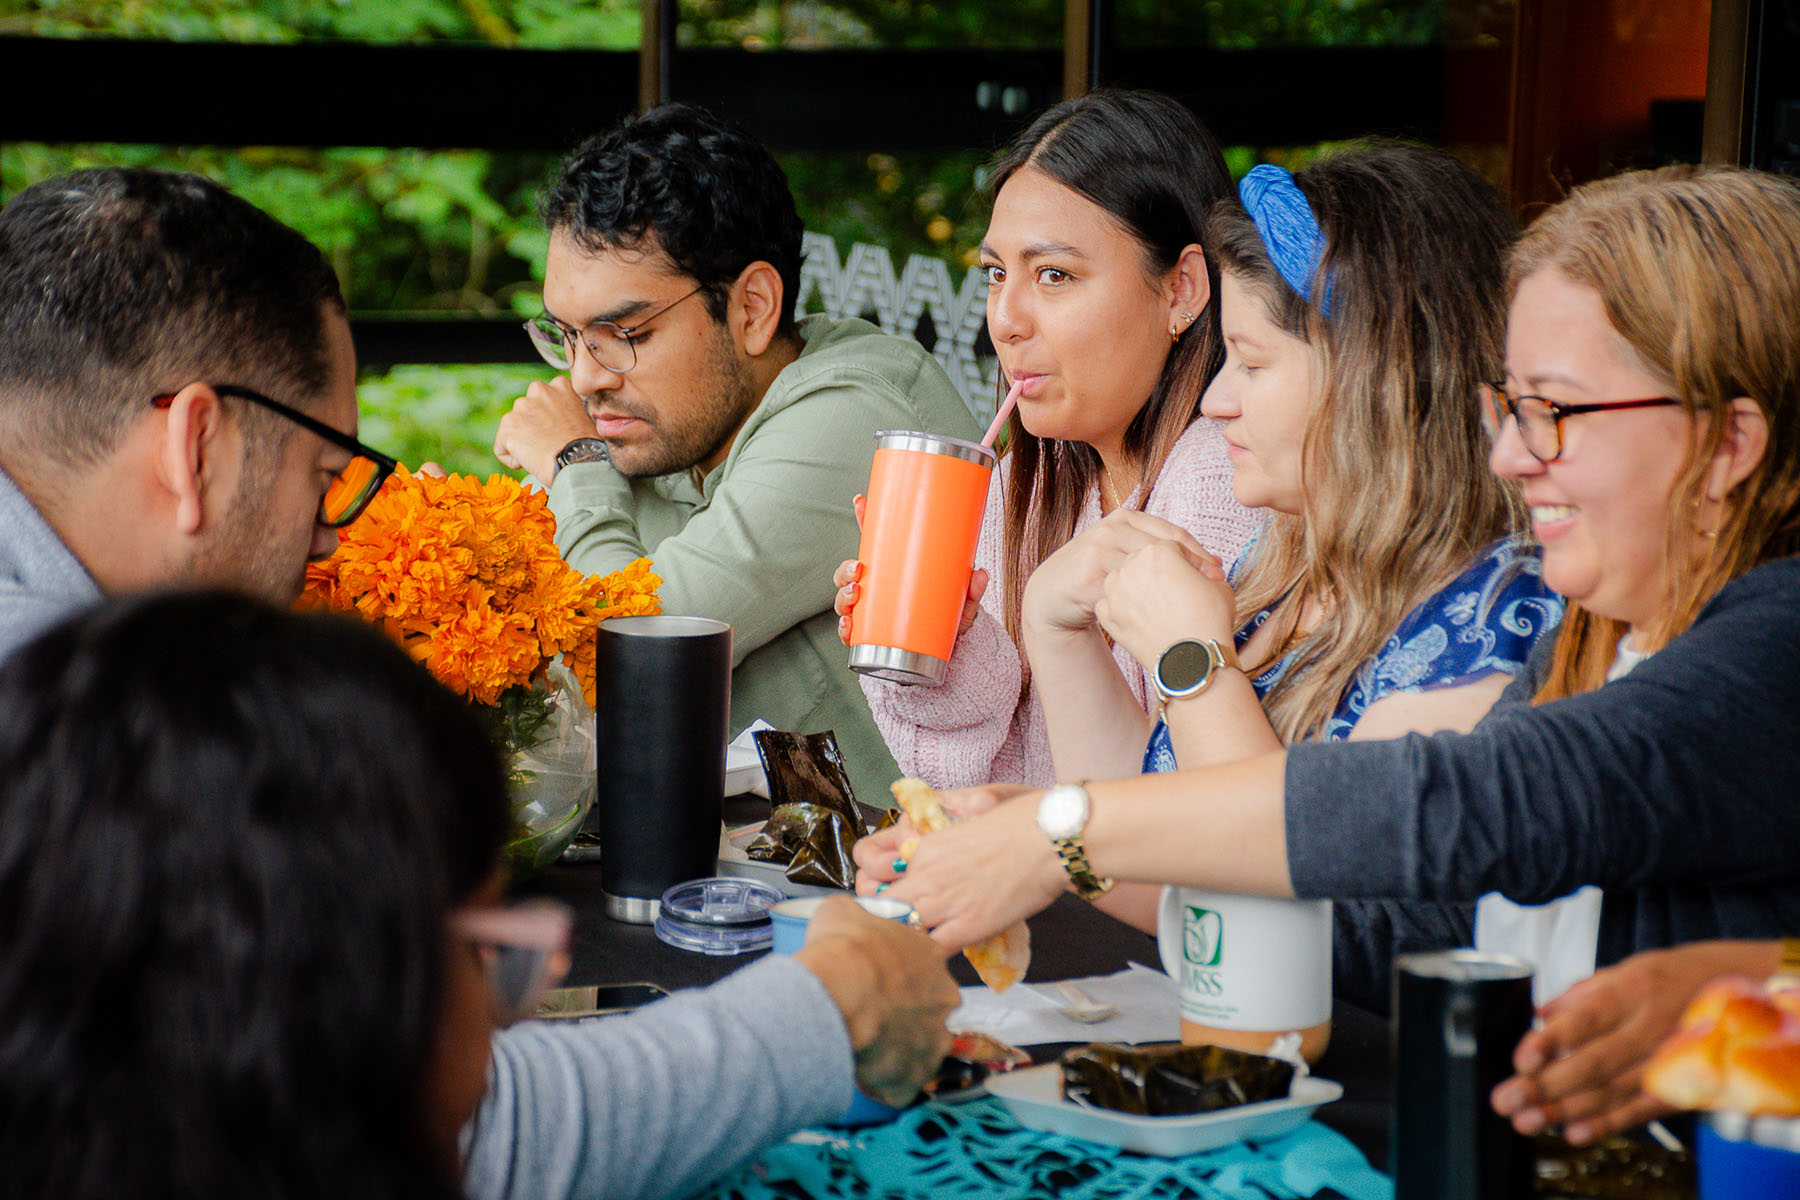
[700, 1097, 1394, 1200]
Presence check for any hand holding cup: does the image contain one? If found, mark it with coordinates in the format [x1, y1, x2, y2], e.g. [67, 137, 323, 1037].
[791, 898, 960, 1106]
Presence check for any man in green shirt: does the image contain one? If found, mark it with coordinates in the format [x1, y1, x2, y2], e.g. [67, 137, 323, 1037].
[495, 104, 977, 805]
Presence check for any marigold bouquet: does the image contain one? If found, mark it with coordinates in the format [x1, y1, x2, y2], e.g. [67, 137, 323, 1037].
[300, 468, 661, 730]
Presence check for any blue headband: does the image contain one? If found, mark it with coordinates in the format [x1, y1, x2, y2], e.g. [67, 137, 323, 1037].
[1239, 164, 1331, 316]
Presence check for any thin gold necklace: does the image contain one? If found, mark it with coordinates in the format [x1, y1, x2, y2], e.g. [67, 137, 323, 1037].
[1099, 466, 1133, 512]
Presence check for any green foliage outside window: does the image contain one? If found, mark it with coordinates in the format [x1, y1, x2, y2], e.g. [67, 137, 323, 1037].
[0, 0, 1443, 478]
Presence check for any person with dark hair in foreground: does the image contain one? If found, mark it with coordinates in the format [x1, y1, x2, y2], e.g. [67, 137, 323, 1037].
[0, 167, 398, 657]
[493, 103, 978, 804]
[0, 592, 958, 1200]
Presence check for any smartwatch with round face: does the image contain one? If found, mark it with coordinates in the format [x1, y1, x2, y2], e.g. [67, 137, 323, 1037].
[1154, 638, 1235, 704]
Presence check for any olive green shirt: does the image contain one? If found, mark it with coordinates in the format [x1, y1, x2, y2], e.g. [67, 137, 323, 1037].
[548, 315, 978, 806]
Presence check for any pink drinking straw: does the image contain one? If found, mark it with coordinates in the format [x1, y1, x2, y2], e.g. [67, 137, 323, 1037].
[981, 378, 1025, 449]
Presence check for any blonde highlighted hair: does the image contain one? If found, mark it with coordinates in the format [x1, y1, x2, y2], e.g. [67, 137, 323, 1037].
[1206, 144, 1524, 742]
[1510, 166, 1800, 702]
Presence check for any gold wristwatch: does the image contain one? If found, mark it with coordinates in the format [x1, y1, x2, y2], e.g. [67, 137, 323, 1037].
[1035, 783, 1114, 901]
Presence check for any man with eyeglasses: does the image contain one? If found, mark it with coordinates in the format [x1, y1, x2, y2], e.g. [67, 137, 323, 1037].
[494, 104, 978, 806]
[0, 166, 396, 661]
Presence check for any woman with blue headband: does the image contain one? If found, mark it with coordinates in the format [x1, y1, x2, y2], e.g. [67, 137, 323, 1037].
[1011, 146, 1561, 985]
[1043, 147, 1558, 766]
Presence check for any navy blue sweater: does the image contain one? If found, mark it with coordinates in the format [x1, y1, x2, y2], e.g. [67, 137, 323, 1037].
[1297, 555, 1800, 1011]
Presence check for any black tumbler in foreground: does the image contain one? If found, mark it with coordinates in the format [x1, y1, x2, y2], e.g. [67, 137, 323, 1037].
[594, 615, 732, 922]
[1392, 950, 1535, 1200]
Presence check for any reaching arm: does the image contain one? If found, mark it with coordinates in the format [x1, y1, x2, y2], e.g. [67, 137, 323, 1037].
[1491, 939, 1783, 1144]
[464, 955, 850, 1200]
[861, 753, 1296, 952]
[464, 902, 956, 1200]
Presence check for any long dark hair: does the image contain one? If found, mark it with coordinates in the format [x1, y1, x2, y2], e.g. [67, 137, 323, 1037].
[0, 591, 510, 1200]
[988, 89, 1234, 668]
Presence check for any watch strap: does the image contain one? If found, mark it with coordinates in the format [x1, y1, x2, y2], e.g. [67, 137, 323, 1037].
[1040, 782, 1114, 902]
[1052, 834, 1115, 902]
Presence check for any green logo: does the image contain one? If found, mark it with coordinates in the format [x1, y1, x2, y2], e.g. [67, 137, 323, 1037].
[1183, 905, 1223, 966]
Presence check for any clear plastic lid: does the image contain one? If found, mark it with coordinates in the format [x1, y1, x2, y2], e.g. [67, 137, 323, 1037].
[660, 876, 785, 925]
[654, 876, 781, 956]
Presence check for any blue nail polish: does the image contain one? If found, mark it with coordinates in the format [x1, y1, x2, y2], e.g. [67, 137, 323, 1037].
[892, 858, 908, 873]
[875, 882, 889, 893]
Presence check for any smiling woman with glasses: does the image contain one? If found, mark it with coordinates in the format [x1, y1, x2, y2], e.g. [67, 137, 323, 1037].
[153, 384, 398, 526]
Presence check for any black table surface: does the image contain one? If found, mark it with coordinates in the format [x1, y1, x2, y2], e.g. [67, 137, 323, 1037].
[525, 854, 1395, 1169]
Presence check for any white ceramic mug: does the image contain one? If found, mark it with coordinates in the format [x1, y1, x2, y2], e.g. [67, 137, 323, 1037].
[1156, 886, 1334, 1062]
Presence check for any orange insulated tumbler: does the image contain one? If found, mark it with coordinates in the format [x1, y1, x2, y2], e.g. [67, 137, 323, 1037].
[847, 430, 996, 685]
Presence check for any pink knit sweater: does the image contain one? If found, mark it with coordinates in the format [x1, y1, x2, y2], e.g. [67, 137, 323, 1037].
[860, 418, 1262, 788]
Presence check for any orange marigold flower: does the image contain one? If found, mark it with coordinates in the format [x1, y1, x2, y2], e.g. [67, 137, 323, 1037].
[300, 469, 662, 709]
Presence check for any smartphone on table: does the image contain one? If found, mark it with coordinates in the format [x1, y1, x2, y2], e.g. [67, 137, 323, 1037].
[534, 982, 670, 1021]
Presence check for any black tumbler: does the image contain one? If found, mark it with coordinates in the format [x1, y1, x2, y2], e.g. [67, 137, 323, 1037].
[594, 615, 732, 923]
[1392, 950, 1535, 1200]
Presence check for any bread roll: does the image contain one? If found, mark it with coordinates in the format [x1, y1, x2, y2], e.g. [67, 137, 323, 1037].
[1644, 974, 1800, 1116]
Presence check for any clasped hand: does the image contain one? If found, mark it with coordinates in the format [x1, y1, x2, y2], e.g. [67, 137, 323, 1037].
[1094, 536, 1237, 668]
[1021, 509, 1223, 644]
[493, 376, 602, 482]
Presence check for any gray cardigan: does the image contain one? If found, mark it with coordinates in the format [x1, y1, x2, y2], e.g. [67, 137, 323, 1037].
[1294, 554, 1800, 1011]
[462, 954, 853, 1200]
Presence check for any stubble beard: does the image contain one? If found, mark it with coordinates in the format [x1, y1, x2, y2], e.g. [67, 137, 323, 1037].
[604, 325, 761, 478]
[186, 433, 312, 603]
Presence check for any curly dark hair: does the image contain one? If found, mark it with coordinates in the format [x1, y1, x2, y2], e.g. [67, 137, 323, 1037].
[0, 168, 345, 469]
[0, 591, 510, 1200]
[540, 103, 805, 333]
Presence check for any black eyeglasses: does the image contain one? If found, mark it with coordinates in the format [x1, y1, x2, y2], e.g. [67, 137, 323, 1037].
[152, 384, 398, 528]
[523, 284, 706, 375]
[1479, 382, 1682, 464]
